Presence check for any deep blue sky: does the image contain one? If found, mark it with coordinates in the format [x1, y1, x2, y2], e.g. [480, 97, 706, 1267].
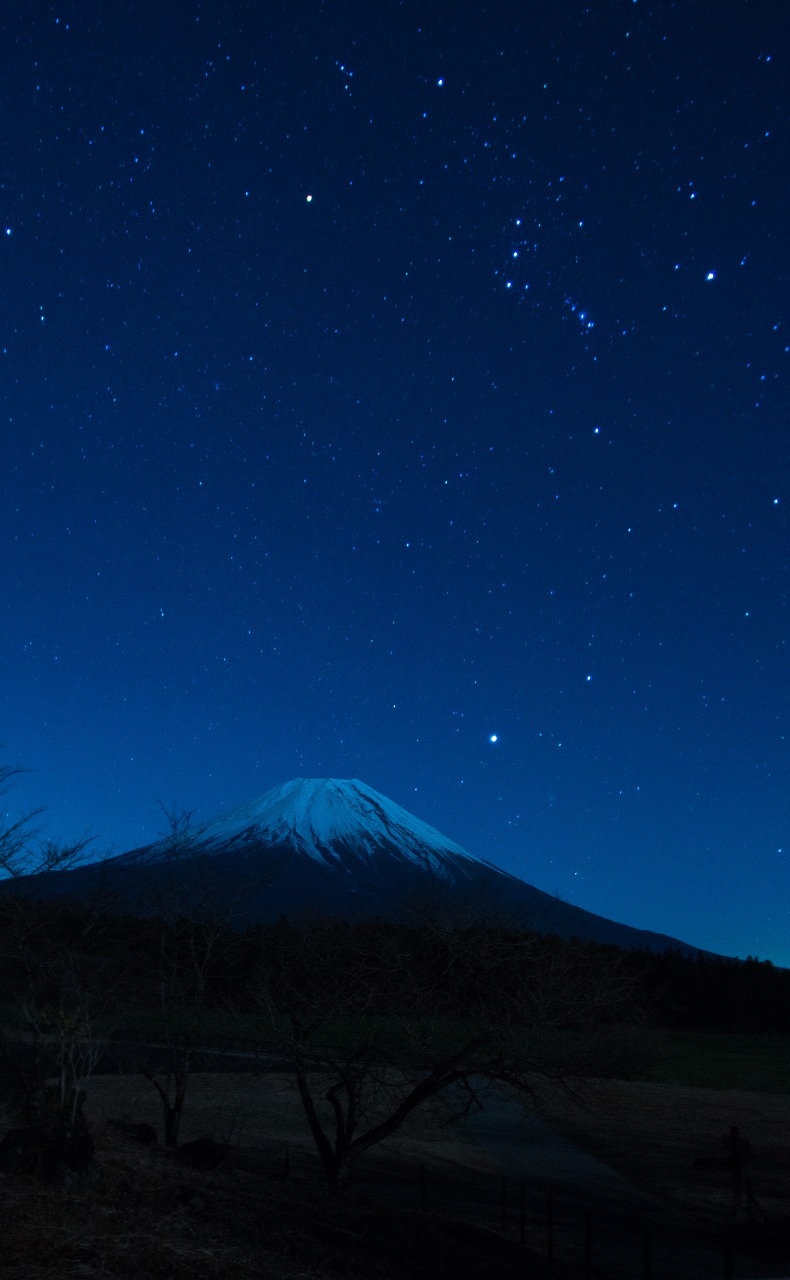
[1, 0, 787, 962]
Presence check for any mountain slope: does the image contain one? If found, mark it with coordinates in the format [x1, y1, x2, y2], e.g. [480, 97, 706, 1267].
[1, 778, 705, 954]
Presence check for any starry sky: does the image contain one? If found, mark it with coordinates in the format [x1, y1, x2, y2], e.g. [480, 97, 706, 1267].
[1, 0, 787, 963]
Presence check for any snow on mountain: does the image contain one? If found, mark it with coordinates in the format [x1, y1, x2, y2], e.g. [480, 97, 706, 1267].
[196, 777, 482, 877]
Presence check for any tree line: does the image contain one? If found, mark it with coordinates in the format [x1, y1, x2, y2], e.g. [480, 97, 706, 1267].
[623, 945, 790, 1034]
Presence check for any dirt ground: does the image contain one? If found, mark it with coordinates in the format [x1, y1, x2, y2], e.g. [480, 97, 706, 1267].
[11, 1069, 787, 1278]
[526, 1076, 790, 1222]
[83, 1069, 790, 1224]
[2, 1072, 568, 1280]
[84, 1069, 501, 1179]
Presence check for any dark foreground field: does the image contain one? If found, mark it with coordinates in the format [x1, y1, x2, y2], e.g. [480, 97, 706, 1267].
[2, 1060, 788, 1280]
[1, 1071, 579, 1280]
[529, 1075, 790, 1222]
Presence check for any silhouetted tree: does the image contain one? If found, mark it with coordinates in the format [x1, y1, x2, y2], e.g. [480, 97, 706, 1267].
[135, 803, 249, 1146]
[0, 761, 96, 884]
[243, 915, 636, 1185]
[0, 761, 116, 1122]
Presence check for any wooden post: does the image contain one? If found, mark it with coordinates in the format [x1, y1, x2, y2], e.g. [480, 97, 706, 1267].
[519, 1179, 526, 1248]
[745, 1177, 756, 1252]
[546, 1190, 554, 1265]
[730, 1126, 742, 1213]
[584, 1211, 592, 1279]
[419, 1163, 426, 1214]
[723, 1241, 734, 1280]
[643, 1229, 653, 1280]
[501, 1175, 507, 1232]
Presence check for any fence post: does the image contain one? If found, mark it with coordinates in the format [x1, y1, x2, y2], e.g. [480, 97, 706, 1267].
[500, 1175, 507, 1232]
[546, 1190, 554, 1265]
[583, 1210, 592, 1279]
[519, 1179, 526, 1248]
[643, 1229, 653, 1280]
[729, 1126, 743, 1213]
[723, 1241, 734, 1280]
[419, 1163, 426, 1214]
[745, 1176, 760, 1252]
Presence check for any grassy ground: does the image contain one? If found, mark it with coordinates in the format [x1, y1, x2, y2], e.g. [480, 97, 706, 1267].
[639, 1029, 790, 1093]
[521, 1029, 790, 1231]
[82, 1070, 502, 1175]
[527, 1076, 790, 1222]
[3, 1005, 788, 1091]
[111, 1023, 790, 1093]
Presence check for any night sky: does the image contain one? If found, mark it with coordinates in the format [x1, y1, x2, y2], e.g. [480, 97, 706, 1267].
[1, 1, 787, 963]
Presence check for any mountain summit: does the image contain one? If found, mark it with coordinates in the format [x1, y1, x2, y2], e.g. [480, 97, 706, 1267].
[194, 777, 484, 875]
[4, 777, 704, 954]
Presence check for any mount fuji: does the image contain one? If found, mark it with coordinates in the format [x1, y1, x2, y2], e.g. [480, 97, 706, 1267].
[5, 778, 702, 954]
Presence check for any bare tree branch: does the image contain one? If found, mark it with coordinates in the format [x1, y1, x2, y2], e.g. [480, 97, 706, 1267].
[243, 916, 636, 1185]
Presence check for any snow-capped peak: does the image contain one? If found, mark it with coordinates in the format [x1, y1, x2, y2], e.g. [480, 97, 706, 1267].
[197, 777, 481, 874]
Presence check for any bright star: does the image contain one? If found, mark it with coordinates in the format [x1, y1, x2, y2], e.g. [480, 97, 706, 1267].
[489, 733, 499, 743]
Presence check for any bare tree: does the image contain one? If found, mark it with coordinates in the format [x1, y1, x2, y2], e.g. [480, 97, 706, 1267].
[245, 916, 636, 1186]
[0, 761, 117, 1122]
[0, 762, 95, 884]
[135, 803, 248, 1146]
[13, 948, 122, 1123]
[0, 763, 44, 876]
